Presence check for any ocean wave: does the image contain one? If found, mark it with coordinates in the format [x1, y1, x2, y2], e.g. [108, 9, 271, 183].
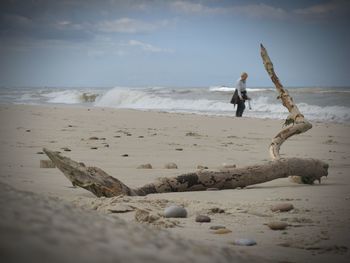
[209, 86, 274, 92]
[94, 88, 231, 112]
[94, 88, 350, 123]
[43, 90, 100, 104]
[1, 86, 349, 123]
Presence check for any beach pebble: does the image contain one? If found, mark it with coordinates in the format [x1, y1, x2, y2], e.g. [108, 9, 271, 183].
[210, 207, 225, 214]
[62, 147, 71, 152]
[164, 163, 178, 169]
[89, 136, 99, 140]
[26, 129, 31, 132]
[212, 228, 232, 234]
[137, 163, 153, 169]
[175, 148, 183, 151]
[40, 160, 56, 168]
[210, 225, 226, 230]
[195, 215, 211, 223]
[90, 147, 98, 150]
[164, 205, 187, 218]
[267, 221, 288, 230]
[197, 165, 208, 169]
[271, 203, 294, 212]
[233, 238, 257, 246]
[121, 154, 129, 157]
[108, 204, 134, 213]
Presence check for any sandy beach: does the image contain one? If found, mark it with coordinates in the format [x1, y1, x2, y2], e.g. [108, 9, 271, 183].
[1, 104, 349, 262]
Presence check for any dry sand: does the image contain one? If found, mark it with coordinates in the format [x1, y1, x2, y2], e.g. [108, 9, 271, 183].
[0, 104, 349, 262]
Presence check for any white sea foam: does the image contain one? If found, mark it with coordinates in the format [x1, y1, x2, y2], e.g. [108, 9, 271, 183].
[209, 86, 274, 92]
[42, 90, 100, 104]
[1, 86, 349, 123]
[94, 88, 231, 112]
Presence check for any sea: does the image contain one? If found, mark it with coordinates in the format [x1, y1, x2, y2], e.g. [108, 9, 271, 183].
[0, 86, 349, 123]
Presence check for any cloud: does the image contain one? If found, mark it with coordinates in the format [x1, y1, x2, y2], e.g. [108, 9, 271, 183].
[170, 1, 288, 19]
[170, 0, 350, 22]
[170, 1, 221, 14]
[293, 0, 350, 19]
[233, 4, 288, 20]
[128, 40, 173, 53]
[95, 18, 168, 33]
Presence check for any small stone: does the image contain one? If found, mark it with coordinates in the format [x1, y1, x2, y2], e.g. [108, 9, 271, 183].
[233, 238, 257, 246]
[195, 215, 211, 223]
[213, 228, 232, 234]
[121, 154, 129, 157]
[104, 144, 109, 147]
[164, 205, 187, 218]
[108, 204, 134, 213]
[137, 163, 153, 169]
[138, 136, 144, 138]
[26, 129, 31, 132]
[36, 151, 44, 154]
[90, 147, 98, 150]
[210, 225, 226, 230]
[271, 203, 294, 212]
[89, 136, 99, 140]
[175, 148, 183, 151]
[40, 160, 56, 168]
[197, 165, 208, 169]
[186, 132, 200, 137]
[164, 163, 178, 169]
[62, 147, 71, 152]
[210, 207, 225, 213]
[267, 221, 288, 230]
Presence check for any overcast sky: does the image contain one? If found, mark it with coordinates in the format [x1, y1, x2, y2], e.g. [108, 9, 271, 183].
[0, 0, 349, 87]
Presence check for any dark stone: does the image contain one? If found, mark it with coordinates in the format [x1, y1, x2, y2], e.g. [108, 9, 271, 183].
[195, 215, 211, 223]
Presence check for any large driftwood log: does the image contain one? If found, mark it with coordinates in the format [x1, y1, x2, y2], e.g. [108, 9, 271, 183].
[43, 148, 328, 197]
[43, 44, 329, 197]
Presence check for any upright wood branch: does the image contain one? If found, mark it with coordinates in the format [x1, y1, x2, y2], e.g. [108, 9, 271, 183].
[42, 45, 329, 197]
[260, 44, 312, 160]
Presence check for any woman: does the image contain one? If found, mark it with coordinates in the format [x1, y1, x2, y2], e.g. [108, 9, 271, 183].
[230, 72, 250, 117]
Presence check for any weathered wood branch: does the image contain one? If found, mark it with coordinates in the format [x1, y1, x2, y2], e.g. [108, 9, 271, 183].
[44, 148, 328, 197]
[43, 148, 137, 197]
[260, 44, 312, 160]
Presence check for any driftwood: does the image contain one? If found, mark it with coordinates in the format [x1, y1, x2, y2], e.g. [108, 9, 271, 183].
[43, 148, 327, 197]
[260, 44, 312, 160]
[43, 44, 329, 197]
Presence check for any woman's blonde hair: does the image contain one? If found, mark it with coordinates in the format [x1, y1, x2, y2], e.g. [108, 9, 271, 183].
[241, 72, 248, 78]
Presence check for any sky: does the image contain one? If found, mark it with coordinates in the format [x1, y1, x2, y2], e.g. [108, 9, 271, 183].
[0, 0, 349, 88]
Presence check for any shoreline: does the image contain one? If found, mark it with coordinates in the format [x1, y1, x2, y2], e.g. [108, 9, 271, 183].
[2, 102, 349, 125]
[0, 104, 349, 262]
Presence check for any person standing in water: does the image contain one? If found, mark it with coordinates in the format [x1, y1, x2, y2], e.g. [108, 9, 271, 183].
[230, 72, 251, 117]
